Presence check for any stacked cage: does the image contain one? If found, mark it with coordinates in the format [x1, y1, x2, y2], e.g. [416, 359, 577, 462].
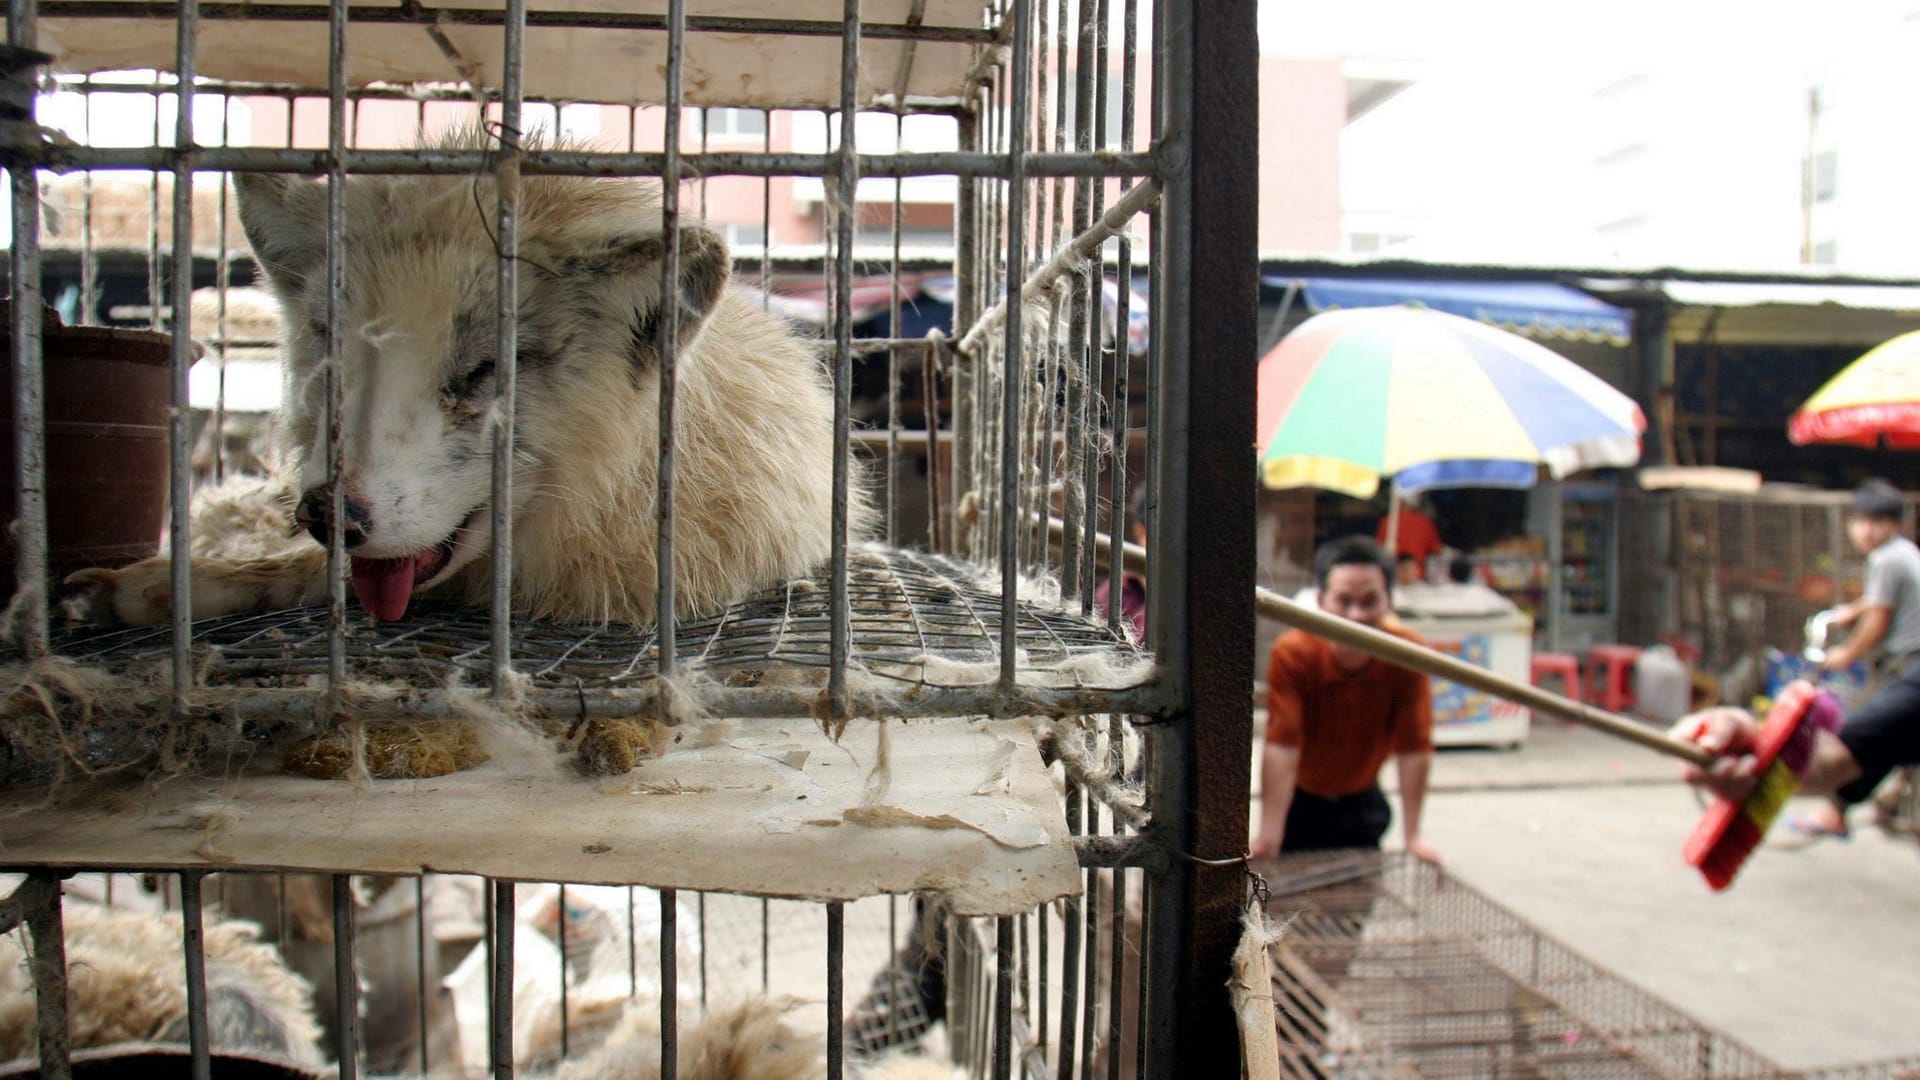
[1264, 853, 1783, 1080]
[0, 1, 1257, 1078]
[1619, 487, 1876, 678]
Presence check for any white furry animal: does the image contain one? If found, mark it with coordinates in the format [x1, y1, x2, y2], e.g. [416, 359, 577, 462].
[546, 997, 822, 1080]
[0, 902, 325, 1069]
[541, 997, 963, 1080]
[75, 138, 866, 626]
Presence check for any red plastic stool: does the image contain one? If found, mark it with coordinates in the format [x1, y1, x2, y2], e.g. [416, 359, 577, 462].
[1586, 645, 1643, 714]
[1529, 652, 1582, 703]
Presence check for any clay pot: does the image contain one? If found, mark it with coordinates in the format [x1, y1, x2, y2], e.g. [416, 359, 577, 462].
[0, 300, 175, 595]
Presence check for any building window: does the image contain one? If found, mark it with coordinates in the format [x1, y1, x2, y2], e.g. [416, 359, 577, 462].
[700, 107, 768, 140]
[855, 222, 951, 248]
[1811, 239, 1838, 265]
[1346, 232, 1411, 255]
[722, 223, 767, 248]
[1810, 150, 1838, 203]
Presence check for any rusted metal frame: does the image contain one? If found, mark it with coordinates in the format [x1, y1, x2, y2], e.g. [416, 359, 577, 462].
[661, 888, 678, 1077]
[976, 66, 1003, 570]
[5, 4, 50, 657]
[1107, 713, 1132, 1079]
[1060, 0, 1098, 613]
[35, 1, 1001, 43]
[490, 880, 515, 1079]
[1036, 898, 1049, 1054]
[992, 914, 1015, 1080]
[1015, 905, 1030, 1032]
[179, 872, 212, 1080]
[7, 875, 68, 1080]
[950, 107, 979, 557]
[488, 0, 527, 691]
[655, 0, 686, 683]
[188, 680, 1166, 726]
[166, 0, 198, 714]
[416, 877, 431, 1075]
[953, 179, 1159, 361]
[146, 79, 162, 334]
[77, 74, 95, 330]
[1141, 0, 1258, 1076]
[335, 874, 362, 1079]
[1083, 0, 1113, 616]
[995, 0, 1033, 692]
[1072, 831, 1157, 869]
[1056, 775, 1082, 1078]
[211, 94, 232, 483]
[323, 0, 349, 692]
[1080, 788, 1099, 1074]
[886, 113, 905, 545]
[825, 0, 861, 721]
[8, 143, 1158, 181]
[827, 900, 846, 1079]
[1020, 0, 1050, 585]
[559, 883, 571, 1057]
[1036, 0, 1067, 587]
[923, 332, 947, 551]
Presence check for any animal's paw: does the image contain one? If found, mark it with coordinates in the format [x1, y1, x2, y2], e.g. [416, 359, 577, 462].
[282, 720, 489, 780]
[63, 561, 174, 626]
[574, 717, 662, 777]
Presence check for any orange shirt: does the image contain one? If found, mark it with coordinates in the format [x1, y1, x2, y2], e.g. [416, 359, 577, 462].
[1265, 626, 1434, 798]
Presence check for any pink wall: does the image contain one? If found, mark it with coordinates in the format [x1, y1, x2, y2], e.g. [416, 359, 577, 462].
[1258, 56, 1345, 253]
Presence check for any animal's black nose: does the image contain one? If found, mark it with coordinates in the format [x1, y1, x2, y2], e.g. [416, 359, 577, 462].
[296, 486, 372, 548]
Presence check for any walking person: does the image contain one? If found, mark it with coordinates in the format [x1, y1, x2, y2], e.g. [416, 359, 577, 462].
[1790, 478, 1920, 841]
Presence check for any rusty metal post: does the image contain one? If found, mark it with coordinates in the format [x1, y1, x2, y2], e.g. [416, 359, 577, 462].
[1142, 0, 1258, 1075]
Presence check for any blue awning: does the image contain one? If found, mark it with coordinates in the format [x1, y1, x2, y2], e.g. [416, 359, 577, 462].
[1267, 277, 1633, 344]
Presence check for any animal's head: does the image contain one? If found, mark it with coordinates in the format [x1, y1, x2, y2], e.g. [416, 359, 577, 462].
[235, 167, 731, 619]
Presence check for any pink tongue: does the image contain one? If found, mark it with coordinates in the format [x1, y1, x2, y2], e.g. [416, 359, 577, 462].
[350, 556, 422, 621]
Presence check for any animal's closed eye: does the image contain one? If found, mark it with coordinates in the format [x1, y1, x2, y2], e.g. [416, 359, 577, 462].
[455, 361, 496, 397]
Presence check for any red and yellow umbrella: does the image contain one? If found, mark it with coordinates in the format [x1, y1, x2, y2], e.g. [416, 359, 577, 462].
[1789, 329, 1920, 448]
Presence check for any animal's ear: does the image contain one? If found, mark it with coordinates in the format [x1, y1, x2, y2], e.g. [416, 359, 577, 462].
[235, 173, 328, 292]
[557, 225, 732, 364]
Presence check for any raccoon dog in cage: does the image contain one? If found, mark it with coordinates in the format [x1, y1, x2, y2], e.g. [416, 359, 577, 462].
[0, 901, 326, 1069]
[72, 134, 870, 628]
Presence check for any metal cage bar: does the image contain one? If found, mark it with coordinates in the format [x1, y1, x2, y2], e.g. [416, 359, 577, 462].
[488, 0, 528, 688]
[654, 0, 687, 683]
[5, 0, 49, 658]
[0, 2, 1265, 1076]
[1141, 0, 1258, 1075]
[334, 874, 362, 1079]
[179, 873, 211, 1080]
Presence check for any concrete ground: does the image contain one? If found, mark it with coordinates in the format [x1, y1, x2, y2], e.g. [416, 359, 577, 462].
[1252, 714, 1920, 1072]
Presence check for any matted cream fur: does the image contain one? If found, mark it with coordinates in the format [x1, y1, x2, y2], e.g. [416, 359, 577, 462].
[0, 902, 326, 1068]
[74, 134, 869, 627]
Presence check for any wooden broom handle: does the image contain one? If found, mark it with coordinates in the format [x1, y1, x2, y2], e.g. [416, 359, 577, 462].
[1055, 518, 1713, 767]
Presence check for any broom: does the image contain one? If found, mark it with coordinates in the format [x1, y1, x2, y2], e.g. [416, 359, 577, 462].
[1064, 521, 1831, 890]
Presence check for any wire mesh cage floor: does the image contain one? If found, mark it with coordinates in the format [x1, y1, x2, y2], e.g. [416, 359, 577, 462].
[1259, 852, 1781, 1080]
[4, 544, 1150, 788]
[50, 544, 1142, 691]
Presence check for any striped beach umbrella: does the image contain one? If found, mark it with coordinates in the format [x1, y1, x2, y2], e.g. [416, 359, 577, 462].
[1788, 329, 1920, 448]
[1257, 306, 1646, 498]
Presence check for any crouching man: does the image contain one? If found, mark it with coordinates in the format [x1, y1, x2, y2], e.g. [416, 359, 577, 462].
[1252, 536, 1443, 864]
